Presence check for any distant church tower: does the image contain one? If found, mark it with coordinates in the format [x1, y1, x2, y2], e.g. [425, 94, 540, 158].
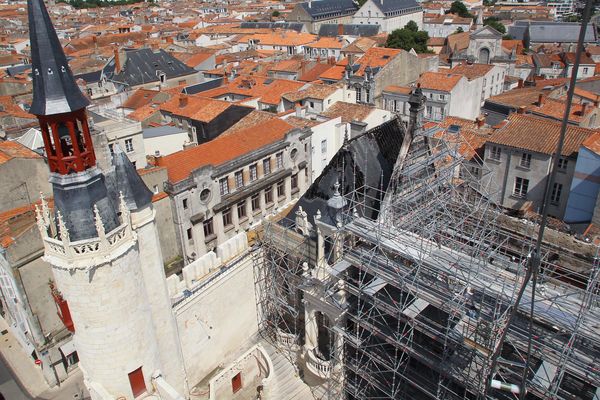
[27, 0, 186, 398]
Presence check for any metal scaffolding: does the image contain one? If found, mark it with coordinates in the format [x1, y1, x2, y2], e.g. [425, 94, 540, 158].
[254, 123, 600, 400]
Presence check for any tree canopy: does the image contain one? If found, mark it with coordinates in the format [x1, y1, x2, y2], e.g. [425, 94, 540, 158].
[483, 16, 506, 34]
[386, 21, 432, 54]
[447, 1, 473, 19]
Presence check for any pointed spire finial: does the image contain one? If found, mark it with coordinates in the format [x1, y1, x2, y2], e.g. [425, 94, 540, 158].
[93, 204, 106, 238]
[35, 204, 47, 237]
[56, 210, 70, 243]
[119, 191, 130, 223]
[27, 0, 89, 116]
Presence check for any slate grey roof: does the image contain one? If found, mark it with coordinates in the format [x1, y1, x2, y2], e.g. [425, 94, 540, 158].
[510, 21, 597, 44]
[105, 145, 152, 211]
[6, 64, 31, 77]
[75, 69, 102, 84]
[110, 48, 197, 88]
[27, 0, 90, 115]
[183, 78, 224, 95]
[300, 0, 359, 20]
[240, 22, 305, 32]
[283, 117, 406, 228]
[370, 0, 421, 16]
[318, 24, 380, 37]
[142, 125, 186, 139]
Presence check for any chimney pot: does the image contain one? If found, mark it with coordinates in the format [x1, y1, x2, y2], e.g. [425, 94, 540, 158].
[517, 78, 524, 88]
[581, 103, 587, 116]
[537, 93, 544, 106]
[517, 106, 526, 114]
[476, 117, 485, 128]
[179, 94, 188, 107]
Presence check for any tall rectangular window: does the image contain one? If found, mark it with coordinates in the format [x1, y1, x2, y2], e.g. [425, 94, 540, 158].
[222, 208, 232, 228]
[249, 164, 258, 181]
[219, 177, 229, 196]
[356, 88, 362, 103]
[490, 146, 501, 161]
[237, 201, 247, 219]
[182, 198, 188, 209]
[557, 157, 568, 171]
[265, 188, 273, 204]
[513, 177, 529, 198]
[277, 180, 285, 198]
[186, 228, 193, 240]
[291, 173, 298, 191]
[321, 139, 327, 154]
[551, 183, 563, 205]
[520, 152, 532, 168]
[251, 193, 260, 211]
[235, 171, 244, 189]
[276, 152, 284, 170]
[203, 218, 214, 238]
[263, 158, 271, 175]
[125, 138, 133, 153]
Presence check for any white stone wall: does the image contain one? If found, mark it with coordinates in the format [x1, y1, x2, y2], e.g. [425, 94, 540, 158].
[352, 0, 423, 32]
[51, 244, 162, 400]
[173, 249, 259, 387]
[132, 206, 187, 395]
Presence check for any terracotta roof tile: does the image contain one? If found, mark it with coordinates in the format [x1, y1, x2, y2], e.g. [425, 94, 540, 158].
[488, 113, 596, 156]
[383, 85, 412, 95]
[299, 63, 335, 82]
[0, 199, 53, 248]
[322, 101, 374, 123]
[418, 71, 464, 92]
[449, 62, 494, 80]
[319, 65, 345, 81]
[158, 118, 294, 182]
[121, 88, 161, 110]
[353, 47, 401, 76]
[282, 84, 337, 102]
[0, 141, 42, 165]
[160, 94, 248, 122]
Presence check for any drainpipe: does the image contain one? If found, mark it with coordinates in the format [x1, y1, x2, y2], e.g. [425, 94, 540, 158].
[499, 147, 511, 207]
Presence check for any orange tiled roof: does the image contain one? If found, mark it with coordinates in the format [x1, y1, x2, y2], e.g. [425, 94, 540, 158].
[354, 47, 401, 76]
[299, 63, 335, 82]
[488, 113, 595, 156]
[237, 31, 317, 47]
[582, 131, 600, 155]
[418, 71, 464, 92]
[121, 88, 161, 110]
[158, 118, 293, 182]
[449, 63, 494, 80]
[319, 65, 345, 81]
[383, 85, 412, 94]
[322, 101, 374, 123]
[0, 199, 53, 248]
[160, 94, 247, 122]
[0, 141, 42, 165]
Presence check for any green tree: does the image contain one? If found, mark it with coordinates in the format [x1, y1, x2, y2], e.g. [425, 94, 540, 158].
[483, 16, 506, 34]
[447, 1, 473, 18]
[455, 27, 464, 33]
[271, 10, 280, 17]
[386, 21, 432, 53]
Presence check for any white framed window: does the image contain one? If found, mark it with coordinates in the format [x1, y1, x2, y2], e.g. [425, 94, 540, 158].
[356, 88, 362, 103]
[520, 152, 532, 168]
[219, 177, 229, 196]
[550, 182, 563, 205]
[249, 164, 258, 181]
[125, 138, 133, 153]
[490, 146, 501, 160]
[263, 158, 271, 175]
[557, 157, 568, 171]
[276, 152, 284, 170]
[513, 177, 529, 198]
[235, 170, 244, 189]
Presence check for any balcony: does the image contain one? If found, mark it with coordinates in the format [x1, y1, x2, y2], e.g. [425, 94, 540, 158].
[306, 348, 331, 379]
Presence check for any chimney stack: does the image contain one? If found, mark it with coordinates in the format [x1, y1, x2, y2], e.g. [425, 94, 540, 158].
[179, 94, 188, 108]
[338, 23, 344, 36]
[537, 93, 544, 106]
[594, 99, 599, 107]
[114, 48, 127, 73]
[475, 117, 485, 128]
[517, 106, 526, 114]
[518, 78, 524, 88]
[581, 103, 587, 116]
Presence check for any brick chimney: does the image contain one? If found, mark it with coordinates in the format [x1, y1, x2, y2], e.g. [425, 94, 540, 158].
[518, 78, 524, 88]
[338, 24, 344, 36]
[517, 106, 526, 114]
[114, 48, 127, 73]
[475, 117, 485, 128]
[537, 93, 544, 106]
[179, 94, 188, 108]
[581, 103, 587, 116]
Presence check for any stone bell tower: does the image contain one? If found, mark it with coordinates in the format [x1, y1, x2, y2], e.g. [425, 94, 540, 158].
[28, 0, 186, 398]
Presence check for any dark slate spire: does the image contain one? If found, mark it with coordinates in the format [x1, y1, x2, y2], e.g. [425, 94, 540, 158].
[27, 0, 89, 116]
[110, 145, 153, 211]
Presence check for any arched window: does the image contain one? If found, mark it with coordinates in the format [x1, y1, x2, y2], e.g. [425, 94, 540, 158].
[479, 48, 490, 64]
